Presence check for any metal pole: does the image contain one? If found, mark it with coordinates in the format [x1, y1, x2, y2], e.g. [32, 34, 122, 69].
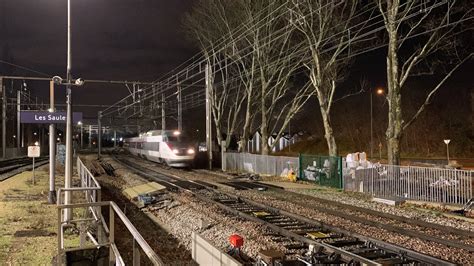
[446, 144, 450, 165]
[17, 90, 21, 151]
[88, 125, 92, 149]
[370, 89, 373, 160]
[205, 64, 213, 170]
[288, 120, 291, 153]
[221, 140, 226, 172]
[98, 111, 102, 159]
[1, 77, 5, 158]
[21, 123, 24, 148]
[109, 205, 115, 265]
[32, 157, 35, 185]
[161, 93, 166, 131]
[80, 123, 83, 149]
[64, 0, 72, 221]
[48, 82, 56, 204]
[177, 78, 182, 131]
[113, 130, 116, 148]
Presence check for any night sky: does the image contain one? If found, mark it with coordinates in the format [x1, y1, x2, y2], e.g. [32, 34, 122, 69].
[0, 1, 472, 147]
[0, 0, 197, 118]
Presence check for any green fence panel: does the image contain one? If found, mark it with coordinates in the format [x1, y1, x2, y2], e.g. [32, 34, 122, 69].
[298, 154, 343, 189]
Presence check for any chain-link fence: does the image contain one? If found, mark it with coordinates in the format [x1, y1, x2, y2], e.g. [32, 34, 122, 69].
[299, 154, 343, 189]
[352, 164, 473, 205]
[224, 152, 298, 178]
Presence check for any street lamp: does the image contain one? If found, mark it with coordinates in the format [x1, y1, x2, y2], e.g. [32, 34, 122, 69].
[370, 87, 384, 160]
[444, 139, 451, 165]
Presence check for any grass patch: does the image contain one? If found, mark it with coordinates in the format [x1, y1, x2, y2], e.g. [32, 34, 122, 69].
[0, 168, 61, 264]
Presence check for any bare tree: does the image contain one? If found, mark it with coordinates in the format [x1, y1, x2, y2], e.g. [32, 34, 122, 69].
[376, 0, 473, 165]
[184, 0, 248, 148]
[289, 0, 359, 157]
[241, 0, 313, 155]
[187, 0, 313, 154]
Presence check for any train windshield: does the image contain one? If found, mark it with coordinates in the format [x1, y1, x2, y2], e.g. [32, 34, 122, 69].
[166, 134, 191, 143]
[167, 136, 179, 142]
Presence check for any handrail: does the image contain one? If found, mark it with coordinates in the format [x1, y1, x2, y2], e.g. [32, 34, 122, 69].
[56, 157, 163, 265]
[57, 201, 164, 265]
[77, 156, 101, 189]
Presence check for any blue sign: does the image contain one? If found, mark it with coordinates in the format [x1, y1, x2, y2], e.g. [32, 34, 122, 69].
[20, 111, 83, 124]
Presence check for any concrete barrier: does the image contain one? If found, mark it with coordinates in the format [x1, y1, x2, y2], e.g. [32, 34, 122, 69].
[191, 232, 242, 266]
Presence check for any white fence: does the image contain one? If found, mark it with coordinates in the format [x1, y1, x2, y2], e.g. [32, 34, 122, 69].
[224, 152, 298, 177]
[353, 164, 474, 205]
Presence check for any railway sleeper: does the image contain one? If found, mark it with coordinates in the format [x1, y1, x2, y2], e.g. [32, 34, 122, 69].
[283, 243, 307, 250]
[324, 239, 362, 247]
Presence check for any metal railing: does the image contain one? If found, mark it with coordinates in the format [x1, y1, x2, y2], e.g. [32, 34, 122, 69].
[56, 157, 164, 265]
[353, 164, 473, 205]
[224, 152, 298, 177]
[77, 157, 101, 204]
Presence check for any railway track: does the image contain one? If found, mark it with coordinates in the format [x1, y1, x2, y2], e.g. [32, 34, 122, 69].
[113, 154, 456, 265]
[0, 157, 49, 181]
[194, 170, 474, 248]
[241, 189, 474, 250]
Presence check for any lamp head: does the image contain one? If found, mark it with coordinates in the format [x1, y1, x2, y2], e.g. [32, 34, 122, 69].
[52, 76, 63, 85]
[75, 78, 84, 86]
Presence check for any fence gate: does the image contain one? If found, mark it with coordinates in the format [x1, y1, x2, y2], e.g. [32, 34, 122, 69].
[299, 154, 343, 189]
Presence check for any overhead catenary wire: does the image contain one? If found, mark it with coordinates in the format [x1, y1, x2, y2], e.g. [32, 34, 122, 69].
[103, 0, 412, 117]
[0, 59, 52, 77]
[103, 0, 466, 121]
[101, 0, 315, 114]
[123, 11, 473, 123]
[105, 1, 392, 115]
[102, 1, 381, 117]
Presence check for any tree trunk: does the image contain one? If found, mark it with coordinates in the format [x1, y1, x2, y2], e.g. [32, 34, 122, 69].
[215, 125, 223, 152]
[387, 135, 401, 165]
[261, 103, 269, 155]
[385, 18, 402, 165]
[261, 132, 269, 155]
[241, 98, 253, 153]
[321, 108, 338, 157]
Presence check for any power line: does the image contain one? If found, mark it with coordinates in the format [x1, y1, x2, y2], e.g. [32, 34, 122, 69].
[103, 0, 464, 122]
[0, 59, 52, 77]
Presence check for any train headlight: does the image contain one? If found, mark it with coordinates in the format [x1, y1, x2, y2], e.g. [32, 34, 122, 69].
[172, 149, 179, 154]
[187, 148, 195, 154]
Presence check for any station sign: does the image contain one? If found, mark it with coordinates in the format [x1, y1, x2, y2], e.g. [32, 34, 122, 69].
[20, 111, 83, 124]
[28, 146, 40, 158]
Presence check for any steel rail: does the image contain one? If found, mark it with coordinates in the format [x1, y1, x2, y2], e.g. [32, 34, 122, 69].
[0, 157, 49, 181]
[113, 154, 456, 265]
[197, 170, 474, 239]
[262, 189, 474, 241]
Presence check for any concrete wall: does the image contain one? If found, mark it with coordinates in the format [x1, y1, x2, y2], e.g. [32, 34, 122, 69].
[191, 232, 242, 266]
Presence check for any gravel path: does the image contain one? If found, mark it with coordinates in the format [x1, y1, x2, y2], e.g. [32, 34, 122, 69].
[109, 155, 474, 264]
[96, 155, 302, 261]
[233, 189, 474, 265]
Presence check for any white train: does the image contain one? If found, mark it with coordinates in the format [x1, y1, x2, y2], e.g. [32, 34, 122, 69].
[124, 130, 195, 167]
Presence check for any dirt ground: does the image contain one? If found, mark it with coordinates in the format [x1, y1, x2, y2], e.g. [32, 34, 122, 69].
[83, 154, 196, 265]
[0, 165, 62, 265]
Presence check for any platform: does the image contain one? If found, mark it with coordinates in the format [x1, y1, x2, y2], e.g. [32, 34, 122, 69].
[0, 165, 61, 264]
